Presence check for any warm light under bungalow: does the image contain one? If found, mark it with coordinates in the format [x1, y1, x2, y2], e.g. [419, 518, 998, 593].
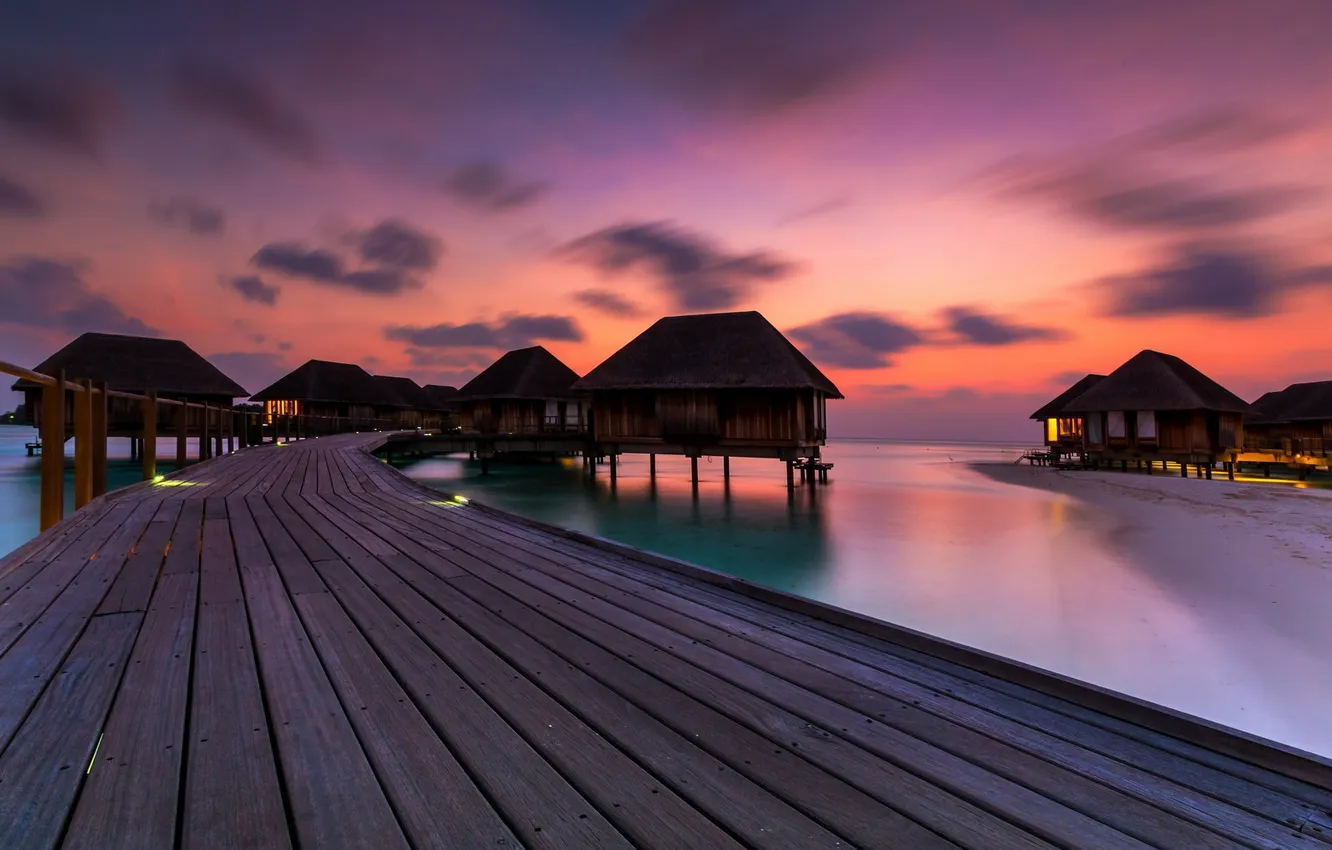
[570, 310, 842, 460]
[1061, 350, 1255, 465]
[1029, 374, 1105, 452]
[454, 346, 583, 435]
[11, 332, 246, 437]
[249, 360, 398, 430]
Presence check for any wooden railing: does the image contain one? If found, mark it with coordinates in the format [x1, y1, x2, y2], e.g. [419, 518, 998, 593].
[1, 360, 396, 532]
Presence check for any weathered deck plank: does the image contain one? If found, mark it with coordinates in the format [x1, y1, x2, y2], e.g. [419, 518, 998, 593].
[0, 432, 1327, 850]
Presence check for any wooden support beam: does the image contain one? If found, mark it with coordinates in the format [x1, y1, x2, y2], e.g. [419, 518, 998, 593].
[609, 452, 617, 483]
[175, 403, 188, 469]
[1180, 461, 1187, 478]
[690, 456, 699, 485]
[91, 380, 108, 497]
[723, 455, 730, 483]
[73, 378, 93, 509]
[39, 370, 66, 531]
[786, 459, 794, 489]
[142, 391, 157, 481]
[1227, 455, 1236, 481]
[199, 402, 211, 461]
[648, 453, 656, 479]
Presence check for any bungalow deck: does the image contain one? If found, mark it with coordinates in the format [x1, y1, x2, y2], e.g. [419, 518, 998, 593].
[2, 433, 1331, 849]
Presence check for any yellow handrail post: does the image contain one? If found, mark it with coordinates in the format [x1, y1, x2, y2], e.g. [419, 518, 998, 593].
[73, 378, 93, 509]
[142, 391, 157, 481]
[175, 402, 188, 469]
[39, 370, 66, 530]
[92, 380, 108, 497]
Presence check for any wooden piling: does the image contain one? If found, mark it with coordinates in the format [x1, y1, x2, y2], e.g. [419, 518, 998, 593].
[74, 379, 93, 509]
[723, 455, 730, 483]
[609, 452, 617, 483]
[91, 380, 107, 497]
[175, 403, 188, 469]
[690, 456, 699, 485]
[199, 402, 211, 461]
[39, 370, 66, 531]
[142, 391, 157, 481]
[786, 459, 794, 489]
[649, 453, 656, 479]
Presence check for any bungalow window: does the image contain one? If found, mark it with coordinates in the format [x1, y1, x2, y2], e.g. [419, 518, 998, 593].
[1086, 413, 1104, 445]
[544, 399, 559, 427]
[1046, 418, 1059, 442]
[1107, 411, 1126, 439]
[1136, 411, 1156, 440]
[1057, 417, 1081, 438]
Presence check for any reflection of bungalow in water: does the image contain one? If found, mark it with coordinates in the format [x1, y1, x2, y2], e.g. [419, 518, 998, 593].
[455, 346, 583, 434]
[12, 332, 246, 438]
[571, 311, 842, 478]
[371, 375, 437, 430]
[1062, 350, 1255, 476]
[1245, 381, 1332, 460]
[249, 360, 396, 430]
[1029, 373, 1104, 459]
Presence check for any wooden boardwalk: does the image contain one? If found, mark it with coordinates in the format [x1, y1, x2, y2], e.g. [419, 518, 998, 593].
[1, 432, 1330, 849]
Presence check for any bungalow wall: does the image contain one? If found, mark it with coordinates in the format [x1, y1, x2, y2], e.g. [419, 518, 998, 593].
[591, 389, 828, 446]
[24, 388, 238, 435]
[262, 400, 381, 429]
[1082, 410, 1245, 458]
[461, 399, 583, 434]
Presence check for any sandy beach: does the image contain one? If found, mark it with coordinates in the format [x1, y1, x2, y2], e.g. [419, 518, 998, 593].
[977, 462, 1332, 754]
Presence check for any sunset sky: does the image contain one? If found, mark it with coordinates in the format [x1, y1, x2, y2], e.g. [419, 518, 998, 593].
[3, 0, 1331, 440]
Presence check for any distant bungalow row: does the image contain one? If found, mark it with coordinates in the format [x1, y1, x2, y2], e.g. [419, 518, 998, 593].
[1032, 350, 1332, 478]
[13, 311, 842, 480]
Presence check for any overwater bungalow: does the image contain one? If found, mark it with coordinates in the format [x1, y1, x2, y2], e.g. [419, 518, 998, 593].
[423, 384, 461, 430]
[454, 346, 583, 435]
[1061, 350, 1255, 475]
[571, 311, 842, 479]
[1029, 373, 1105, 459]
[249, 359, 396, 431]
[11, 332, 246, 439]
[1245, 381, 1332, 460]
[371, 375, 437, 430]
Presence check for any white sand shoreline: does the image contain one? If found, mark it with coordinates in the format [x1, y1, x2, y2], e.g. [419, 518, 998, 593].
[973, 462, 1332, 756]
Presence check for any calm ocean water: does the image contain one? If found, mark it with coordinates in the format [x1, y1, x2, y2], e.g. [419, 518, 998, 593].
[2, 424, 1327, 755]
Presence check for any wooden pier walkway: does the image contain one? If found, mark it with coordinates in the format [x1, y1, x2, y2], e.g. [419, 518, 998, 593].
[2, 433, 1330, 849]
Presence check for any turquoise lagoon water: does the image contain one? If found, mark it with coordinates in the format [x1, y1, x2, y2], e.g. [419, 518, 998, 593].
[3, 424, 1329, 756]
[397, 439, 1332, 757]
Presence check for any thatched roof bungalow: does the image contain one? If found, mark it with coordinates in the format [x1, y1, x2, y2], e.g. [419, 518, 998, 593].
[1029, 374, 1104, 452]
[371, 375, 437, 429]
[1062, 350, 1254, 465]
[11, 332, 246, 435]
[454, 346, 582, 434]
[571, 311, 842, 460]
[1245, 381, 1332, 457]
[249, 360, 396, 430]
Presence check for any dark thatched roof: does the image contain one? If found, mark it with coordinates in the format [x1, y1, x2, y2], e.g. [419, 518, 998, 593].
[1029, 374, 1106, 420]
[372, 375, 436, 410]
[1062, 350, 1253, 414]
[1250, 381, 1332, 423]
[249, 360, 397, 405]
[423, 384, 459, 410]
[571, 311, 843, 398]
[10, 332, 246, 397]
[456, 346, 580, 400]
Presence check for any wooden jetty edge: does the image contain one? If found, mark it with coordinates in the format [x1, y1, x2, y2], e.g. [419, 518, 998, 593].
[2, 433, 1330, 849]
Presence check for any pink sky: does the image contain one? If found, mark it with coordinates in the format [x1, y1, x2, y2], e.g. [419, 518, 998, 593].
[3, 0, 1331, 440]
